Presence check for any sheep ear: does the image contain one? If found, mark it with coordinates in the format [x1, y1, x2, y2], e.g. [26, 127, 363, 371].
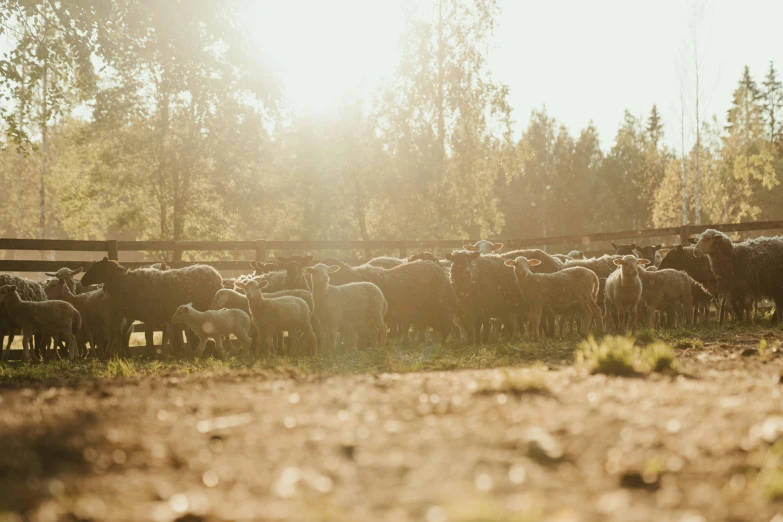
[234, 281, 246, 290]
[611, 243, 618, 249]
[249, 262, 257, 270]
[654, 245, 662, 250]
[463, 245, 477, 251]
[504, 260, 515, 267]
[445, 253, 454, 261]
[72, 267, 83, 275]
[658, 248, 670, 256]
[45, 272, 57, 277]
[102, 257, 108, 261]
[303, 267, 313, 275]
[613, 258, 623, 266]
[328, 265, 341, 273]
[258, 280, 269, 289]
[637, 259, 650, 266]
[529, 259, 542, 267]
[688, 238, 698, 245]
[492, 243, 503, 251]
[469, 251, 481, 260]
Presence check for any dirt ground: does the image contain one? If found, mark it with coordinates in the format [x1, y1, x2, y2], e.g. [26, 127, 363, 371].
[1, 329, 783, 522]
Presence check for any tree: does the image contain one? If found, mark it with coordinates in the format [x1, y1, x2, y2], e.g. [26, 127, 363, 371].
[761, 62, 783, 143]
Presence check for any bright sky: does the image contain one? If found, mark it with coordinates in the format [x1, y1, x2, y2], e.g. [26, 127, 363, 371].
[248, 0, 783, 150]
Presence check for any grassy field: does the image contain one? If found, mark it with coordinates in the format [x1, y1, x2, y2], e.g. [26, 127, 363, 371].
[1, 324, 782, 521]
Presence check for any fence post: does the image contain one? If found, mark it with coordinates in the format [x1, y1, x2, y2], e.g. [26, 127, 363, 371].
[107, 240, 118, 261]
[679, 225, 691, 246]
[398, 241, 407, 259]
[255, 239, 266, 262]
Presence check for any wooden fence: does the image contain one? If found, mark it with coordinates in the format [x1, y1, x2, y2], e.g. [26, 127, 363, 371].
[1, 219, 783, 273]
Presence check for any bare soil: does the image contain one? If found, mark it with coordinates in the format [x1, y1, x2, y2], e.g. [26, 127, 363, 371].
[1, 329, 783, 522]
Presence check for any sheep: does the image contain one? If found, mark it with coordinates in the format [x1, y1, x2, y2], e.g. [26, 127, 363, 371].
[445, 251, 525, 343]
[612, 243, 637, 256]
[552, 254, 570, 263]
[604, 255, 648, 332]
[0, 285, 81, 362]
[234, 279, 317, 356]
[463, 240, 504, 254]
[637, 267, 694, 328]
[44, 267, 98, 294]
[0, 274, 48, 361]
[327, 259, 461, 342]
[503, 256, 603, 340]
[276, 255, 313, 290]
[567, 250, 586, 260]
[80, 258, 223, 357]
[211, 287, 315, 315]
[694, 229, 783, 324]
[170, 304, 252, 358]
[366, 256, 406, 269]
[634, 244, 663, 265]
[304, 263, 387, 351]
[407, 251, 439, 263]
[658, 245, 718, 324]
[45, 279, 117, 358]
[498, 249, 563, 273]
[563, 255, 622, 279]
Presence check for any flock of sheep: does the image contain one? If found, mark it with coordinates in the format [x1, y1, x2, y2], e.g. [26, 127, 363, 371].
[0, 228, 781, 362]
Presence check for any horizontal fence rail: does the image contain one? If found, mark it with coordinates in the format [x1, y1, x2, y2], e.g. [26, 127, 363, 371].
[0, 220, 782, 273]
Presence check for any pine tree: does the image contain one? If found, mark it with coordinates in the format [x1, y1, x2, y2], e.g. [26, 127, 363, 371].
[761, 62, 783, 143]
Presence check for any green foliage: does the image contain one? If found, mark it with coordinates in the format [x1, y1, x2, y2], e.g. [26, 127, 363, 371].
[576, 335, 679, 376]
[642, 342, 678, 372]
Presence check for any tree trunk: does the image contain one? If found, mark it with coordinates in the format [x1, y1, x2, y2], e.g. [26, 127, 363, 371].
[693, 46, 701, 225]
[680, 92, 688, 226]
[39, 61, 47, 243]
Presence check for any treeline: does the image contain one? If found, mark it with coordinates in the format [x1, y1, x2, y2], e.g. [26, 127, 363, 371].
[0, 0, 782, 258]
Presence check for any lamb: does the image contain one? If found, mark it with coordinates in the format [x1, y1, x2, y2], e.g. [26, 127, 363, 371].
[638, 267, 694, 328]
[567, 250, 586, 260]
[694, 229, 783, 323]
[44, 267, 99, 294]
[0, 285, 81, 362]
[170, 304, 252, 358]
[327, 259, 461, 342]
[46, 279, 116, 358]
[504, 256, 603, 340]
[658, 245, 718, 324]
[234, 280, 317, 356]
[498, 249, 563, 273]
[0, 274, 48, 360]
[603, 255, 648, 332]
[563, 254, 622, 279]
[81, 258, 223, 357]
[211, 288, 315, 315]
[304, 263, 387, 351]
[463, 240, 503, 254]
[446, 251, 525, 343]
[366, 256, 406, 269]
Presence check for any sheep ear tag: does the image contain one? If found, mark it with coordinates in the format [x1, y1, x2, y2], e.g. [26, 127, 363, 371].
[528, 259, 542, 267]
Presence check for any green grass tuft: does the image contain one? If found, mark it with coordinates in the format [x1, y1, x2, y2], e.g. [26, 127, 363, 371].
[475, 364, 551, 397]
[576, 335, 639, 376]
[642, 342, 678, 373]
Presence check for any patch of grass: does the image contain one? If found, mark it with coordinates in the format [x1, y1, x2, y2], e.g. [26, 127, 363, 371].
[103, 358, 138, 378]
[635, 329, 656, 344]
[475, 364, 551, 397]
[756, 440, 783, 502]
[576, 336, 639, 376]
[642, 342, 678, 373]
[576, 336, 679, 376]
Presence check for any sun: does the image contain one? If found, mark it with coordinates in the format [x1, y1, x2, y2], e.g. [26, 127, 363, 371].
[243, 0, 404, 115]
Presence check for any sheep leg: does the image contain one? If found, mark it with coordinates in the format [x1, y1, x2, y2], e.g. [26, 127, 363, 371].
[2, 331, 12, 362]
[647, 306, 656, 329]
[530, 306, 542, 341]
[617, 307, 626, 334]
[374, 317, 387, 348]
[213, 337, 226, 360]
[302, 324, 318, 356]
[22, 330, 31, 363]
[237, 329, 253, 356]
[630, 304, 639, 333]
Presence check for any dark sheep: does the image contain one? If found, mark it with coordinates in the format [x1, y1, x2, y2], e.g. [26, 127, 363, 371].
[694, 229, 783, 323]
[612, 243, 637, 256]
[634, 244, 663, 265]
[328, 259, 461, 342]
[81, 258, 223, 356]
[445, 251, 525, 343]
[276, 255, 313, 291]
[658, 245, 718, 324]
